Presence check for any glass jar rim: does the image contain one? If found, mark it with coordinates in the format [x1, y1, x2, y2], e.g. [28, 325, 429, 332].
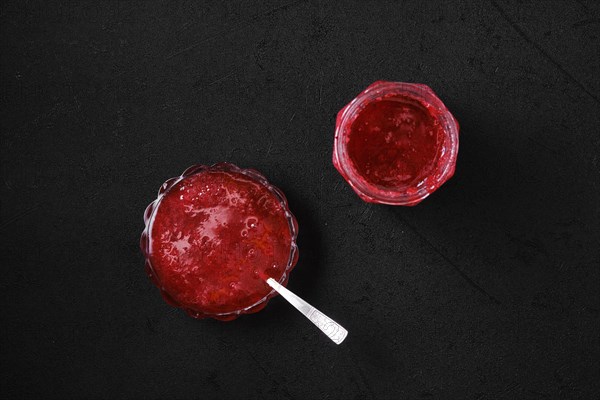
[334, 81, 459, 205]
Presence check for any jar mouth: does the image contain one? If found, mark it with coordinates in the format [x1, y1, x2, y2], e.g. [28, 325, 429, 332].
[334, 81, 459, 206]
[140, 162, 299, 320]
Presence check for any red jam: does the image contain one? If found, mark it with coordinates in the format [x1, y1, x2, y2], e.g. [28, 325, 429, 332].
[140, 163, 298, 320]
[333, 81, 459, 206]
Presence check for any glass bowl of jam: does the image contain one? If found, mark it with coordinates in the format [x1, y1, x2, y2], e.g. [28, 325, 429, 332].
[333, 81, 459, 206]
[140, 163, 299, 321]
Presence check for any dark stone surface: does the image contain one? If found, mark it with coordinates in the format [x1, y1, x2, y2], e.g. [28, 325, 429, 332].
[1, 1, 599, 398]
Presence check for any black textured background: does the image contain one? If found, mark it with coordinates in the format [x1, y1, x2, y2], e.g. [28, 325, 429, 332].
[2, 1, 599, 399]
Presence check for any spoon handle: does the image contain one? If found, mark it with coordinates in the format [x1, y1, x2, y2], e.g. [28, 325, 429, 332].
[266, 278, 348, 345]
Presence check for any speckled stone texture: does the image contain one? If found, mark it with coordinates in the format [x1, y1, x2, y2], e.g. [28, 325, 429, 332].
[1, 1, 599, 399]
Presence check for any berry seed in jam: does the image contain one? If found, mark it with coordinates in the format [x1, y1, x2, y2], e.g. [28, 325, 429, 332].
[140, 163, 298, 320]
[333, 81, 459, 206]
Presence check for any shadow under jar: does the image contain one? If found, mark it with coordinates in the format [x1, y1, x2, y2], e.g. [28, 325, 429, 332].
[140, 163, 299, 321]
[333, 81, 459, 206]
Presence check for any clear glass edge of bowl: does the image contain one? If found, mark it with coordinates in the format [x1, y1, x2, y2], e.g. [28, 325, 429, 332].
[140, 162, 299, 320]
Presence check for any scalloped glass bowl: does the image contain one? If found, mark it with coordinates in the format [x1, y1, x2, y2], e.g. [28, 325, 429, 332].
[333, 81, 459, 206]
[140, 163, 299, 321]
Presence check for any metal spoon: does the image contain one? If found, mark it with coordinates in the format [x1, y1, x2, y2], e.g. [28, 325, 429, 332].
[265, 277, 348, 345]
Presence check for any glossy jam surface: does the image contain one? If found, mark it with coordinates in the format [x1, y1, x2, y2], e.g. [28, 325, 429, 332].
[147, 170, 293, 316]
[347, 96, 443, 189]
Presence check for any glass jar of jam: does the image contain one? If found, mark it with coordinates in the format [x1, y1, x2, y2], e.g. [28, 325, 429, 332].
[333, 81, 459, 206]
[140, 163, 299, 321]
